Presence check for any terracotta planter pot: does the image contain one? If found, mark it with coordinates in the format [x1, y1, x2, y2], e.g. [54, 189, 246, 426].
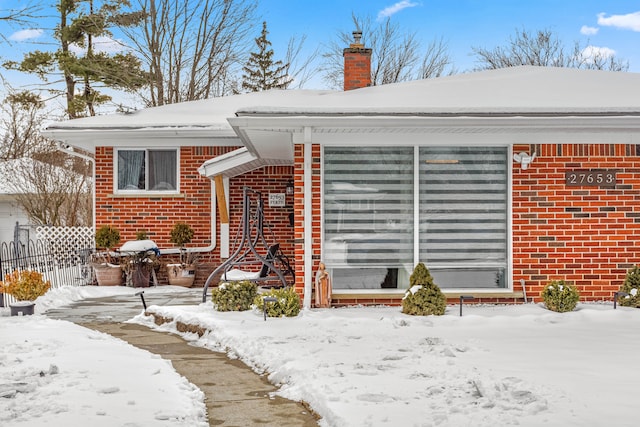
[167, 264, 196, 287]
[94, 264, 123, 286]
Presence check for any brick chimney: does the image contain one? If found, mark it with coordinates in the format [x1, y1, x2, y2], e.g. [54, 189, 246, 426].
[343, 31, 372, 91]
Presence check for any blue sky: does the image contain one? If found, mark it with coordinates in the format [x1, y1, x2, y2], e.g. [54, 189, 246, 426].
[255, 0, 640, 82]
[1, 0, 639, 97]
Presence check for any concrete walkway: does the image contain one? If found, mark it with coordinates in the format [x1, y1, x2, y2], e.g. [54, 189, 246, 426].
[45, 289, 319, 426]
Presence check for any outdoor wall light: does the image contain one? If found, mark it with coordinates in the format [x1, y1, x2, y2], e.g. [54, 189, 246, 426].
[613, 291, 629, 309]
[286, 179, 294, 195]
[459, 295, 475, 316]
[513, 152, 536, 170]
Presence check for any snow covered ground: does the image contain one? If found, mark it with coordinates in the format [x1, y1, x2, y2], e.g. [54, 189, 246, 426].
[1, 285, 639, 426]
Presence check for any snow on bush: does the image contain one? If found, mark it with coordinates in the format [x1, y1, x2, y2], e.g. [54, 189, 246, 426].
[540, 280, 580, 313]
[617, 265, 640, 308]
[402, 262, 446, 316]
[211, 280, 257, 311]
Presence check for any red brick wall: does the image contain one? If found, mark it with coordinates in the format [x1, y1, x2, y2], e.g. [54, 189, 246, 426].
[227, 166, 296, 267]
[95, 146, 231, 246]
[343, 47, 372, 91]
[513, 143, 640, 302]
[95, 146, 294, 285]
[293, 144, 322, 300]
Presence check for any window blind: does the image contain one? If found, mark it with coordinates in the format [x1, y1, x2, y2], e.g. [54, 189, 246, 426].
[324, 147, 414, 267]
[419, 147, 507, 287]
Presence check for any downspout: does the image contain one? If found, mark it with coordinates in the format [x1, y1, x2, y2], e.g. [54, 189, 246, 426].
[164, 179, 217, 255]
[57, 142, 96, 230]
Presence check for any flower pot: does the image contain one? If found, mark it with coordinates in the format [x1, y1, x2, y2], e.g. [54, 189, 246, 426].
[94, 264, 123, 286]
[130, 264, 151, 288]
[167, 264, 196, 287]
[10, 301, 35, 316]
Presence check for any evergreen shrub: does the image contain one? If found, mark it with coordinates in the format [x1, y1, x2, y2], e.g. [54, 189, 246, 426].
[618, 265, 640, 308]
[0, 270, 51, 301]
[211, 280, 257, 311]
[253, 287, 301, 318]
[95, 225, 120, 250]
[540, 280, 580, 312]
[402, 262, 446, 316]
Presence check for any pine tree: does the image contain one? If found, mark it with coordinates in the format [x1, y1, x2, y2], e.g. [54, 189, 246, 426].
[241, 21, 292, 92]
[3, 0, 147, 118]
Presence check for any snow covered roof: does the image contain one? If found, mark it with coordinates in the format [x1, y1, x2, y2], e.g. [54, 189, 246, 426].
[46, 66, 640, 130]
[43, 66, 640, 158]
[237, 66, 640, 116]
[45, 89, 335, 131]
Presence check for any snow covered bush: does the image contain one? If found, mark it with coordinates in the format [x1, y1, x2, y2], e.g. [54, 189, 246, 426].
[211, 280, 257, 311]
[541, 280, 580, 313]
[253, 287, 301, 318]
[617, 265, 640, 308]
[402, 262, 446, 316]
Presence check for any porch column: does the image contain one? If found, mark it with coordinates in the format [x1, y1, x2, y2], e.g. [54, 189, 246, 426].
[303, 139, 313, 309]
[214, 175, 230, 258]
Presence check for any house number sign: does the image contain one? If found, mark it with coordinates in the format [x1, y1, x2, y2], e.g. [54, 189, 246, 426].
[565, 170, 616, 187]
[269, 193, 286, 207]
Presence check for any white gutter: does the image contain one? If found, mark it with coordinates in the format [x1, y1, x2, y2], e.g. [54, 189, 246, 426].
[162, 178, 217, 255]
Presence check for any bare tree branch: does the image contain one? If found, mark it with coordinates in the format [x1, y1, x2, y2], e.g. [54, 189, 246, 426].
[283, 34, 321, 89]
[322, 13, 454, 89]
[122, 0, 259, 105]
[0, 2, 42, 33]
[472, 28, 629, 72]
[2, 152, 92, 227]
[0, 88, 92, 226]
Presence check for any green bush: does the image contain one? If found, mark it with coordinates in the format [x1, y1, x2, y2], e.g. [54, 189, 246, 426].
[618, 265, 640, 308]
[402, 263, 446, 316]
[253, 287, 301, 318]
[95, 225, 120, 250]
[541, 280, 580, 312]
[211, 280, 257, 311]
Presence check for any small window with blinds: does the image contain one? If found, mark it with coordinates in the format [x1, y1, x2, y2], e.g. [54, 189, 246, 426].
[419, 147, 508, 288]
[116, 149, 178, 193]
[323, 145, 508, 290]
[324, 147, 414, 289]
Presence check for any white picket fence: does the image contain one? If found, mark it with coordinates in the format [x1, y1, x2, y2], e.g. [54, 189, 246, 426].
[0, 226, 94, 307]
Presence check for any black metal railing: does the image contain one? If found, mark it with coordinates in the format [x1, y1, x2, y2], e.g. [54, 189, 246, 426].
[0, 240, 93, 307]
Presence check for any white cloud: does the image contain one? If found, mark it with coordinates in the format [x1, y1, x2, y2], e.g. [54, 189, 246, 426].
[597, 11, 640, 31]
[377, 1, 420, 20]
[9, 28, 43, 41]
[581, 45, 616, 60]
[580, 25, 599, 35]
[69, 36, 126, 55]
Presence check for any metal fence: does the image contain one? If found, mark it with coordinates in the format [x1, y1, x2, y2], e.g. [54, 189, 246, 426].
[0, 236, 94, 307]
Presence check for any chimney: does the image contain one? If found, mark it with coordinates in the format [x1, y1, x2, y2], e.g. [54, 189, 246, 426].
[343, 31, 372, 91]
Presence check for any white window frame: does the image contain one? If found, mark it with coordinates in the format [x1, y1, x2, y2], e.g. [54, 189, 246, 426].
[321, 143, 513, 292]
[114, 148, 180, 195]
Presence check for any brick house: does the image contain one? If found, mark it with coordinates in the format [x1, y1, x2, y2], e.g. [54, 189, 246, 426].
[44, 38, 640, 307]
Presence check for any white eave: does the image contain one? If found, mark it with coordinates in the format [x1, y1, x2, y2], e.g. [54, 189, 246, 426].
[197, 147, 254, 178]
[42, 89, 334, 154]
